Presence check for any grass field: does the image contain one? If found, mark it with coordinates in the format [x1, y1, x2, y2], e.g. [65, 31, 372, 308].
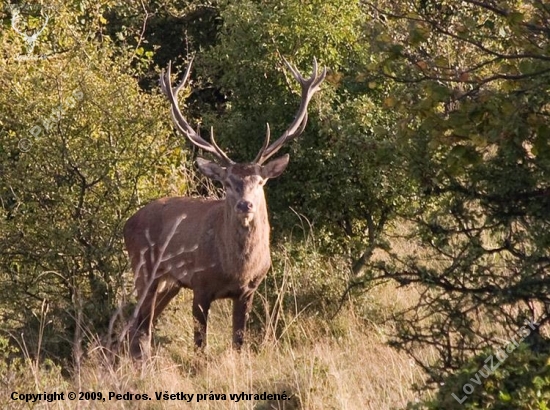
[1, 240, 433, 410]
[2, 282, 435, 410]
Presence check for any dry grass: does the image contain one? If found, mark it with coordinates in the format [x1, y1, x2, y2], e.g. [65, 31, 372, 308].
[1, 285, 430, 410]
[1, 231, 434, 409]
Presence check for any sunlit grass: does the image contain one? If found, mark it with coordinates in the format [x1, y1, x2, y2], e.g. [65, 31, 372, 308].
[2, 300, 429, 410]
[1, 236, 433, 410]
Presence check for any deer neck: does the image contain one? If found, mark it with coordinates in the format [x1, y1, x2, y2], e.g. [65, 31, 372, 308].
[220, 198, 270, 273]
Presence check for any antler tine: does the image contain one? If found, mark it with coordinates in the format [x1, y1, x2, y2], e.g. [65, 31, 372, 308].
[41, 15, 49, 30]
[209, 127, 234, 163]
[36, 13, 50, 34]
[160, 59, 234, 165]
[10, 9, 24, 36]
[173, 57, 194, 95]
[253, 123, 271, 164]
[255, 57, 327, 164]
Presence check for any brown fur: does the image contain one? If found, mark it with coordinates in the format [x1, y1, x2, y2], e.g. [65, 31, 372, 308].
[124, 159, 287, 358]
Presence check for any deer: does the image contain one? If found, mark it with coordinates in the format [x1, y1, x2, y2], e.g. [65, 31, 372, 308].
[10, 5, 49, 55]
[123, 56, 326, 359]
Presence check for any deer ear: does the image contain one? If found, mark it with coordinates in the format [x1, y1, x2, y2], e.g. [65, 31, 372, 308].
[261, 154, 290, 179]
[196, 157, 226, 181]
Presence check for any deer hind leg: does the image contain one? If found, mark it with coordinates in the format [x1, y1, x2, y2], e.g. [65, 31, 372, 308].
[129, 276, 181, 359]
[232, 292, 254, 350]
[129, 276, 157, 359]
[192, 291, 212, 350]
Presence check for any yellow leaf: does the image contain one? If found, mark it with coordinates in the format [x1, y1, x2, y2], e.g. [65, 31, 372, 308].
[384, 97, 396, 108]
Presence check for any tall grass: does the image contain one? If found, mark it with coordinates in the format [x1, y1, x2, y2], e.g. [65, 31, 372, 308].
[1, 240, 431, 409]
[2, 310, 428, 409]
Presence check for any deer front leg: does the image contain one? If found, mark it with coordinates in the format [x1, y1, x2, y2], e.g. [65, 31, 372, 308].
[232, 293, 254, 349]
[192, 292, 212, 349]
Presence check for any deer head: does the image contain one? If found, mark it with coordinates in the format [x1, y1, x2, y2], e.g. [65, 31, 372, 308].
[158, 56, 326, 227]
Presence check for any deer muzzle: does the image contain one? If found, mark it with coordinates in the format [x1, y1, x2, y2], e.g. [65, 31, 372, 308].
[236, 200, 254, 214]
[235, 200, 255, 227]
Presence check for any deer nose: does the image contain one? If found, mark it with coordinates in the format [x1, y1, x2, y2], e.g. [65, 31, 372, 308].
[236, 200, 254, 213]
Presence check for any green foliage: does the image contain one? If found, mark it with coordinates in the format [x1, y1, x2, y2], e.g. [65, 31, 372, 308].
[100, 0, 221, 89]
[410, 344, 550, 409]
[198, 0, 410, 275]
[360, 0, 550, 383]
[0, 0, 186, 358]
[201, 0, 366, 160]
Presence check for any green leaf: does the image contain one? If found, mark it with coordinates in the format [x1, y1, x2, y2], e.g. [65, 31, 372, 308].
[498, 390, 511, 402]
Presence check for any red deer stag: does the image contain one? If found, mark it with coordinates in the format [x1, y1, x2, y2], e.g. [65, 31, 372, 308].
[124, 57, 326, 358]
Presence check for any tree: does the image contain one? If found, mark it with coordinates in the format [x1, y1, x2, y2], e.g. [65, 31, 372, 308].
[359, 0, 550, 381]
[0, 0, 186, 359]
[194, 0, 412, 279]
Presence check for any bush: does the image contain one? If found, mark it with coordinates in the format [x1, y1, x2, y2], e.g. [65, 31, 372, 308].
[0, 1, 187, 359]
[410, 342, 550, 410]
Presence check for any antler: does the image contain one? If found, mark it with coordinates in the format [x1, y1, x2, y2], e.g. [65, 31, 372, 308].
[160, 58, 234, 165]
[254, 57, 327, 164]
[10, 8, 24, 36]
[11, 6, 49, 49]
